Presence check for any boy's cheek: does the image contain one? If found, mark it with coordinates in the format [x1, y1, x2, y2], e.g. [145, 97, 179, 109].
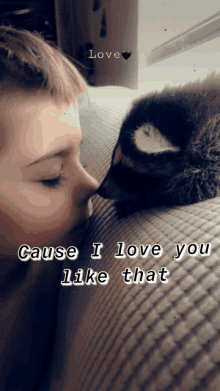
[0, 181, 81, 241]
[0, 207, 75, 254]
[0, 180, 92, 252]
[0, 180, 67, 221]
[16, 184, 65, 218]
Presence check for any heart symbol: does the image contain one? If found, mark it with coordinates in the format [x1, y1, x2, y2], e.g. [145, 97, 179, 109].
[121, 51, 131, 60]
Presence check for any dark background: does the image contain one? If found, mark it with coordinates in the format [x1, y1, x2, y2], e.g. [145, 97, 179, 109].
[0, 1, 57, 45]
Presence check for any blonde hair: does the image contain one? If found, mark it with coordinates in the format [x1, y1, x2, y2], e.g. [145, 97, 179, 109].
[0, 25, 88, 104]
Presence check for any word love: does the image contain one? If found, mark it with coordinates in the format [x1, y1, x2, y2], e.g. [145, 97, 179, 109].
[88, 50, 131, 60]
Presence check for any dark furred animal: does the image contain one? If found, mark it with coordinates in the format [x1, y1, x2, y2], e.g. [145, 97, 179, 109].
[97, 74, 220, 216]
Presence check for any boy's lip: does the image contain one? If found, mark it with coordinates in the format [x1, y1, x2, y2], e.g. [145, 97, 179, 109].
[69, 199, 93, 235]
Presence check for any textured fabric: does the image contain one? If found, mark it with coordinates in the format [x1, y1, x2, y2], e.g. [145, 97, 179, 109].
[49, 87, 220, 391]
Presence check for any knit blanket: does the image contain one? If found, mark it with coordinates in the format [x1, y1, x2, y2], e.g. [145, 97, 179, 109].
[48, 87, 220, 391]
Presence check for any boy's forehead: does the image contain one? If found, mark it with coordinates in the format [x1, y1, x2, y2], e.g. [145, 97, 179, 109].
[0, 90, 82, 162]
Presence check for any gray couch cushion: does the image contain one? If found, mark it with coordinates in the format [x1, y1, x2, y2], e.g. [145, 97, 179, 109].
[49, 87, 220, 391]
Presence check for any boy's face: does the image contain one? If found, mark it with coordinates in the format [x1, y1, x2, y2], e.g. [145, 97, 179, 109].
[0, 90, 99, 256]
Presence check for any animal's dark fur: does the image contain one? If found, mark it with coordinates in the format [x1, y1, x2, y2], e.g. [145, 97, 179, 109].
[98, 74, 220, 217]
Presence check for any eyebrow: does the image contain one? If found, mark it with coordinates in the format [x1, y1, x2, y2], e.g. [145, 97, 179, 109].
[24, 139, 83, 168]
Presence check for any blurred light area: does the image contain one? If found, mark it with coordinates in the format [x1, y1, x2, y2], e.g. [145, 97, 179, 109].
[13, 9, 33, 15]
[137, 0, 220, 96]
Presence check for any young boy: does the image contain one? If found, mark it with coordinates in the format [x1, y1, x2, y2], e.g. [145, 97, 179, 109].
[0, 26, 99, 390]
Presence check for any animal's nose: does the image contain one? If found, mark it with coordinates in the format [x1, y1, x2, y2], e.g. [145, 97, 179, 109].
[97, 171, 121, 200]
[97, 182, 110, 199]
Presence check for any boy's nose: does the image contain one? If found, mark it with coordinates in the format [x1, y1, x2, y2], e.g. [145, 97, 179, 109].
[74, 165, 99, 202]
[82, 174, 99, 197]
[87, 174, 99, 191]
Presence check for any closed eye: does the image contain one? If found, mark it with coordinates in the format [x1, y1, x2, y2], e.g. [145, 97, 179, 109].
[38, 164, 88, 189]
[39, 175, 66, 189]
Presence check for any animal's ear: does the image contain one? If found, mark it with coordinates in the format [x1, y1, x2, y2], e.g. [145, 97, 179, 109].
[133, 124, 181, 154]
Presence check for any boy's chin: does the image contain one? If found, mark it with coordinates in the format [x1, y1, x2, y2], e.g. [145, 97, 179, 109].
[66, 220, 90, 247]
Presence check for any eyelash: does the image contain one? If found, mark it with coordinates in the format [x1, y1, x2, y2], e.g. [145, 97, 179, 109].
[40, 174, 67, 189]
[38, 164, 88, 189]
